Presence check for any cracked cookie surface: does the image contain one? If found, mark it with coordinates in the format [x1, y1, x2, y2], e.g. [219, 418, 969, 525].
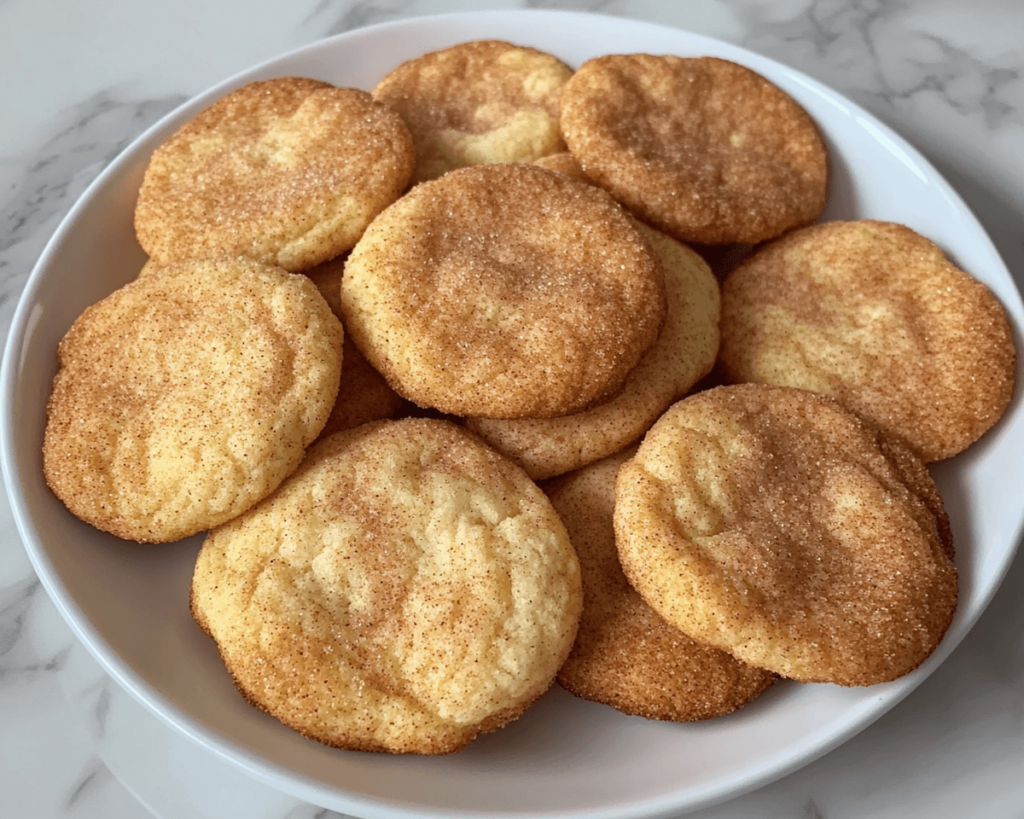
[614, 384, 957, 686]
[43, 257, 343, 542]
[190, 418, 582, 754]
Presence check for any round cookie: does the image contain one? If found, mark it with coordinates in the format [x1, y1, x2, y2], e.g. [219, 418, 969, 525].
[135, 77, 415, 271]
[190, 418, 582, 755]
[559, 55, 828, 245]
[303, 255, 404, 436]
[468, 223, 719, 480]
[373, 40, 573, 183]
[718, 220, 1017, 461]
[546, 447, 775, 721]
[340, 162, 668, 419]
[43, 257, 343, 543]
[614, 384, 958, 687]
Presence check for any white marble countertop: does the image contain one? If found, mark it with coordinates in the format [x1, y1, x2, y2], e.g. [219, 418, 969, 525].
[2, 1, 1022, 817]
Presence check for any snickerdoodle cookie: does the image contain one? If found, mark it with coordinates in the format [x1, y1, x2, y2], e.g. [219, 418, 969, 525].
[547, 446, 774, 721]
[559, 55, 828, 245]
[135, 77, 414, 271]
[190, 418, 582, 754]
[373, 40, 573, 182]
[614, 384, 957, 686]
[43, 257, 343, 542]
[340, 162, 667, 419]
[468, 223, 719, 479]
[718, 220, 1017, 461]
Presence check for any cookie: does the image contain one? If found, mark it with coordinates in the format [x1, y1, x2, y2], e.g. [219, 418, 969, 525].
[468, 222, 719, 480]
[303, 255, 404, 436]
[135, 77, 415, 271]
[340, 162, 667, 419]
[43, 257, 343, 542]
[614, 384, 958, 686]
[190, 418, 582, 754]
[718, 220, 1017, 461]
[559, 55, 828, 245]
[373, 40, 573, 182]
[547, 447, 775, 721]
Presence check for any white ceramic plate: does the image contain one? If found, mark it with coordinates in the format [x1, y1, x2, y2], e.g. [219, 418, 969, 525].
[4, 10, 1023, 819]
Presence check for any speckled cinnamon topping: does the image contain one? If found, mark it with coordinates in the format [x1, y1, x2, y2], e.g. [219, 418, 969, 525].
[718, 220, 1017, 461]
[373, 40, 573, 182]
[614, 384, 958, 687]
[559, 55, 828, 245]
[468, 222, 720, 480]
[547, 446, 775, 721]
[190, 418, 582, 754]
[43, 257, 343, 542]
[340, 162, 668, 420]
[135, 77, 415, 271]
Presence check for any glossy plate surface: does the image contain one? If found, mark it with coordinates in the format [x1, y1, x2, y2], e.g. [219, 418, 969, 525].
[3, 10, 1023, 819]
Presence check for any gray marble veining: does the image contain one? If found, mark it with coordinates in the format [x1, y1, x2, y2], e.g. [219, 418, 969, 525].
[1, 92, 187, 294]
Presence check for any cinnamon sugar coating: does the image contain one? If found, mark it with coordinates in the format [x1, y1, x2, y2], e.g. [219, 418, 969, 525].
[614, 384, 958, 686]
[373, 40, 573, 182]
[559, 55, 828, 245]
[547, 447, 774, 721]
[43, 258, 343, 542]
[340, 162, 667, 419]
[468, 223, 719, 479]
[190, 418, 582, 754]
[135, 77, 414, 271]
[719, 220, 1017, 461]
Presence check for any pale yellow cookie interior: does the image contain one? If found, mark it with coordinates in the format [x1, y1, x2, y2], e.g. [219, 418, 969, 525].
[469, 223, 719, 479]
[614, 384, 957, 686]
[373, 40, 573, 182]
[43, 257, 343, 542]
[191, 418, 582, 754]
